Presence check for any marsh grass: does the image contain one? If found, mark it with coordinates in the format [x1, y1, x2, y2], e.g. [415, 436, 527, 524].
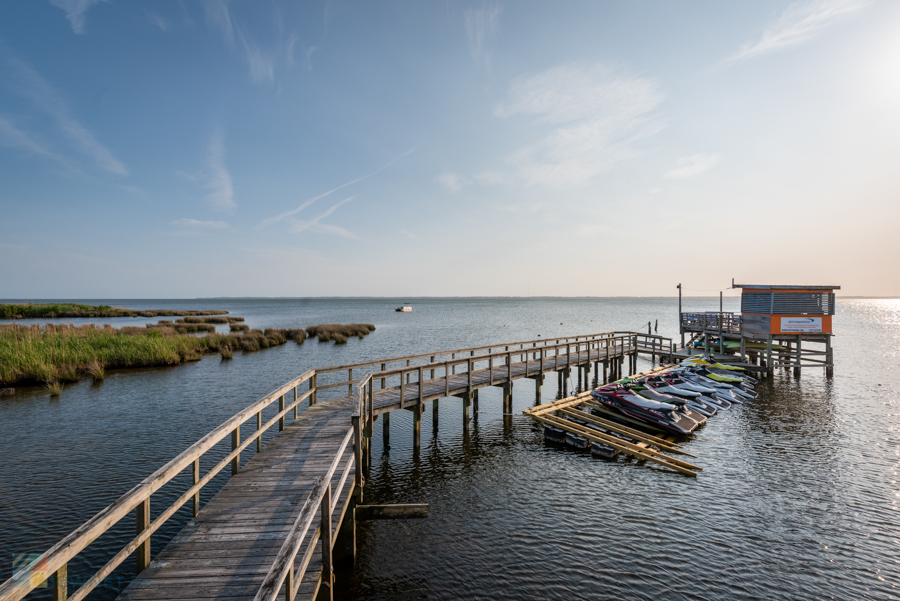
[0, 303, 229, 319]
[229, 324, 249, 332]
[86, 359, 105, 380]
[305, 324, 375, 343]
[45, 380, 60, 396]
[0, 322, 374, 387]
[178, 316, 244, 324]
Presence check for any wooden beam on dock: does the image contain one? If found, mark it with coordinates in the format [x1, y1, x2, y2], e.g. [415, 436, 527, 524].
[355, 504, 429, 520]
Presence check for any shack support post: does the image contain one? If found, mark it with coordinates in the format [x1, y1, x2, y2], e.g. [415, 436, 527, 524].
[794, 336, 802, 378]
[826, 337, 834, 377]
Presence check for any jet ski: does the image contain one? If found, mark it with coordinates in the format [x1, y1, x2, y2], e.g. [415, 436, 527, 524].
[632, 386, 708, 427]
[644, 381, 718, 416]
[590, 385, 701, 436]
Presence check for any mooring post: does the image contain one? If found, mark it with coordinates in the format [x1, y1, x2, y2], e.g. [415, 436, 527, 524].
[535, 373, 543, 402]
[432, 399, 439, 430]
[382, 411, 389, 446]
[503, 383, 512, 414]
[577, 366, 582, 392]
[602, 360, 608, 384]
[473, 388, 479, 415]
[462, 392, 471, 426]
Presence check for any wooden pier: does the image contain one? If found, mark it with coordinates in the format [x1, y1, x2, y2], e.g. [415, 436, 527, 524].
[0, 331, 672, 601]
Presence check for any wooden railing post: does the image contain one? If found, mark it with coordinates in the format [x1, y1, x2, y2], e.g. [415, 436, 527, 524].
[310, 374, 317, 406]
[285, 565, 294, 601]
[231, 425, 240, 475]
[489, 355, 493, 385]
[352, 415, 363, 498]
[321, 482, 333, 601]
[136, 498, 150, 574]
[52, 563, 67, 601]
[192, 458, 200, 517]
[293, 387, 298, 419]
[257, 411, 262, 453]
[348, 368, 353, 396]
[278, 395, 285, 431]
[381, 363, 386, 389]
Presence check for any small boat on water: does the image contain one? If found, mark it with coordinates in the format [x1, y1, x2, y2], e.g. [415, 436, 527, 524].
[395, 304, 412, 312]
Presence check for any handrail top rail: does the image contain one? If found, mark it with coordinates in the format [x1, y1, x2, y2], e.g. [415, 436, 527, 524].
[314, 330, 630, 374]
[0, 370, 316, 600]
[364, 336, 650, 380]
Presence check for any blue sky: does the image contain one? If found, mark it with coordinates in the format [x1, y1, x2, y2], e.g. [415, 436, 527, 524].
[1, 1, 898, 297]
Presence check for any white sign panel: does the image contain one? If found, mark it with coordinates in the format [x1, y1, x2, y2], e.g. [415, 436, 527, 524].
[780, 317, 822, 333]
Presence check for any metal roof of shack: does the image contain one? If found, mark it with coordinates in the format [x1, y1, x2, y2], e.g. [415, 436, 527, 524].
[734, 284, 841, 290]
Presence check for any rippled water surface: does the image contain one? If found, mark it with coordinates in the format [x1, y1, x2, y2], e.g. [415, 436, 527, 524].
[1, 298, 898, 600]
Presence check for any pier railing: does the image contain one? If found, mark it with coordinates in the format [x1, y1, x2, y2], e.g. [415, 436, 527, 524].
[0, 370, 319, 601]
[253, 428, 354, 601]
[0, 329, 671, 601]
[680, 312, 742, 335]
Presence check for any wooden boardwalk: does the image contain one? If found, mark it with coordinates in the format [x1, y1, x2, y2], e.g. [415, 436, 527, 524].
[117, 399, 355, 601]
[1, 331, 672, 601]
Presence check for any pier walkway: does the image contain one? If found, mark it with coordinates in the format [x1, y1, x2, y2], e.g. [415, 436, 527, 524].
[0, 331, 671, 601]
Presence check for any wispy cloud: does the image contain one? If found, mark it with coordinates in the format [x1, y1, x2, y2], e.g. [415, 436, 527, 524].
[171, 218, 228, 229]
[0, 115, 64, 162]
[49, 0, 104, 34]
[147, 12, 172, 32]
[730, 0, 868, 61]
[258, 149, 414, 228]
[1, 53, 127, 175]
[437, 171, 469, 192]
[464, 3, 501, 69]
[201, 0, 235, 45]
[491, 63, 663, 188]
[203, 128, 235, 212]
[288, 196, 359, 238]
[665, 153, 721, 179]
[302, 45, 318, 71]
[202, 0, 300, 83]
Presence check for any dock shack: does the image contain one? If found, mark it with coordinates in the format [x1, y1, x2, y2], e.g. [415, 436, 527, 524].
[679, 283, 838, 377]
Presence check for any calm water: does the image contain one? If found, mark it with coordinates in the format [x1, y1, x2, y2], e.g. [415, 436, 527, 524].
[1, 298, 898, 600]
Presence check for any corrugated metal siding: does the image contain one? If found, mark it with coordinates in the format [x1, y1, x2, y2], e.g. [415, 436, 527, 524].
[741, 293, 835, 315]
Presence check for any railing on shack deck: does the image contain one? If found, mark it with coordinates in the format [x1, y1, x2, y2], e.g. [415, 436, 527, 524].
[0, 330, 672, 601]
